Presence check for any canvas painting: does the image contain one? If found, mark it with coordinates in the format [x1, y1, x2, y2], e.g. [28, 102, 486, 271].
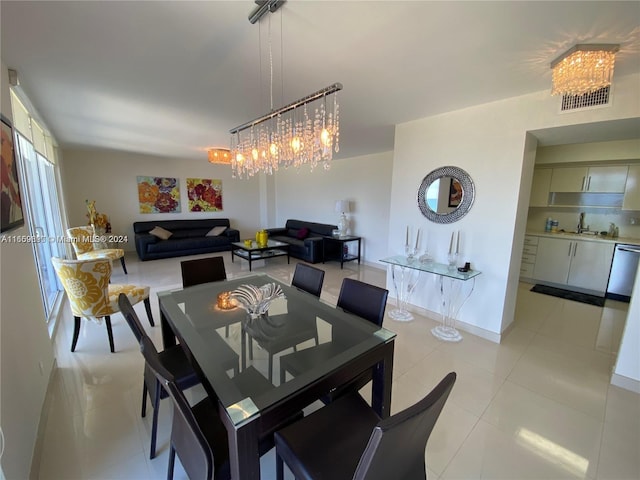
[187, 178, 223, 212]
[137, 176, 181, 213]
[1, 116, 25, 232]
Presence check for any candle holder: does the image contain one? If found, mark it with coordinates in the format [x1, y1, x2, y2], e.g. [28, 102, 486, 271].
[419, 249, 433, 265]
[447, 252, 458, 270]
[217, 291, 236, 310]
[405, 245, 418, 262]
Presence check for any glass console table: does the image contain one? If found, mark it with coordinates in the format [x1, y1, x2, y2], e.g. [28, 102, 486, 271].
[380, 256, 481, 342]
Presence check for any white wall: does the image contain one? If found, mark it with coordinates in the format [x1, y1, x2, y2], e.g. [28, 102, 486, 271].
[390, 73, 640, 339]
[60, 149, 394, 267]
[0, 61, 56, 480]
[273, 151, 394, 266]
[60, 149, 264, 250]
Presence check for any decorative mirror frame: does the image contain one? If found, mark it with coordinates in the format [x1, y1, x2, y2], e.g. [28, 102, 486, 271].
[417, 166, 475, 224]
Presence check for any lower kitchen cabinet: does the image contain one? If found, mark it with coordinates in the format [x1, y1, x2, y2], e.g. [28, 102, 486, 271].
[532, 236, 614, 293]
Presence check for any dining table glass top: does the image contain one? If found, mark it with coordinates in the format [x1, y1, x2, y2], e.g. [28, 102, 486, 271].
[157, 273, 396, 426]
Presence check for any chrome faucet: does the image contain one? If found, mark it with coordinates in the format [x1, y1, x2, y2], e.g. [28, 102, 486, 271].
[577, 212, 588, 233]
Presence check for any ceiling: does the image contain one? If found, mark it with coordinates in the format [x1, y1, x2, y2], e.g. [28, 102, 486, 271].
[1, 1, 639, 161]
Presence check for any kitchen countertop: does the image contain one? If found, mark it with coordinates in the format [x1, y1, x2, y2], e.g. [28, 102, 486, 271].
[526, 231, 640, 246]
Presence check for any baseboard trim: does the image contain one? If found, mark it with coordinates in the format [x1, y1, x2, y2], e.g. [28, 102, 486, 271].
[387, 297, 502, 344]
[611, 373, 640, 394]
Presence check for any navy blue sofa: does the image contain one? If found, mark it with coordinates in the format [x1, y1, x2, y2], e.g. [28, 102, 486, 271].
[265, 219, 338, 264]
[133, 219, 239, 261]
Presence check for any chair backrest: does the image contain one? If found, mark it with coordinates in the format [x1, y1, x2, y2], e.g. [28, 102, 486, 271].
[118, 293, 148, 345]
[353, 372, 457, 480]
[140, 334, 214, 480]
[337, 278, 388, 326]
[67, 226, 97, 255]
[51, 257, 111, 318]
[291, 263, 325, 298]
[181, 256, 227, 288]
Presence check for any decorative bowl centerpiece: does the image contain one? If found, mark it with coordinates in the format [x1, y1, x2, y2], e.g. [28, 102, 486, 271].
[230, 283, 286, 341]
[230, 283, 285, 319]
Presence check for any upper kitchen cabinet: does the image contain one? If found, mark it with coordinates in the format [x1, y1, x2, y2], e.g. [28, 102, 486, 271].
[530, 168, 552, 207]
[622, 165, 640, 210]
[549, 165, 628, 193]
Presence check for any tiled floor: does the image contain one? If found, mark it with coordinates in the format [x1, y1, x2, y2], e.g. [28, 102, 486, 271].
[37, 252, 639, 479]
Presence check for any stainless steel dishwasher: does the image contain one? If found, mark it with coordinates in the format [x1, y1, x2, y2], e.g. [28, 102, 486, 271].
[606, 243, 640, 302]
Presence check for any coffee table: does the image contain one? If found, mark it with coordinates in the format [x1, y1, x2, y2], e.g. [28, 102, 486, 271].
[231, 240, 290, 271]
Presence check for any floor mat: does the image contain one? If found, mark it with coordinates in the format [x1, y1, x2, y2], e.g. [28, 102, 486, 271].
[530, 284, 605, 307]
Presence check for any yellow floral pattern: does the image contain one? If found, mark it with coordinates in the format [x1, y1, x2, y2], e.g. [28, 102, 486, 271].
[52, 257, 150, 324]
[67, 226, 124, 260]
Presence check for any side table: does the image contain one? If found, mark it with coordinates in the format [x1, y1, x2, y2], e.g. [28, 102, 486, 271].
[380, 255, 481, 341]
[322, 235, 361, 269]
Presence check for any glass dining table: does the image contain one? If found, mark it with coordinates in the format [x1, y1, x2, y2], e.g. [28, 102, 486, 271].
[157, 273, 396, 480]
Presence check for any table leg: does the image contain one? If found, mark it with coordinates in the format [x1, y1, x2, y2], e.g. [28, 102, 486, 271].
[357, 238, 361, 264]
[388, 265, 420, 322]
[160, 309, 177, 348]
[371, 341, 394, 418]
[220, 403, 261, 480]
[431, 277, 476, 342]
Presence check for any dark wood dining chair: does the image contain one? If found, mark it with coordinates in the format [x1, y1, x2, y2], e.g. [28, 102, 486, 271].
[181, 255, 227, 287]
[181, 255, 232, 336]
[118, 293, 238, 459]
[291, 263, 325, 297]
[279, 278, 389, 394]
[337, 278, 388, 327]
[275, 372, 457, 480]
[139, 331, 301, 480]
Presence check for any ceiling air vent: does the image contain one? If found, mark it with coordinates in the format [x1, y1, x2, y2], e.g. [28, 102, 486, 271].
[560, 86, 610, 112]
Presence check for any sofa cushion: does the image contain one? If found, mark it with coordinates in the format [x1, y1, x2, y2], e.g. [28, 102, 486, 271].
[206, 226, 227, 236]
[296, 227, 309, 240]
[150, 226, 173, 240]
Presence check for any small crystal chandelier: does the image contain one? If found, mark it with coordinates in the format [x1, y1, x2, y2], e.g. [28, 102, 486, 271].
[229, 0, 342, 179]
[550, 44, 619, 96]
[208, 148, 232, 164]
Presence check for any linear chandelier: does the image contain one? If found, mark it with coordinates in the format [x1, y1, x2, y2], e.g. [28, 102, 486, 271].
[550, 44, 619, 96]
[229, 0, 342, 179]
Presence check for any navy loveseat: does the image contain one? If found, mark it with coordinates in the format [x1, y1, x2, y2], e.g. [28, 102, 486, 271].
[265, 219, 338, 264]
[133, 219, 239, 261]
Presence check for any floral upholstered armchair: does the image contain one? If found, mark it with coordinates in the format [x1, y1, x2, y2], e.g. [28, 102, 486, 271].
[51, 257, 153, 352]
[67, 225, 128, 274]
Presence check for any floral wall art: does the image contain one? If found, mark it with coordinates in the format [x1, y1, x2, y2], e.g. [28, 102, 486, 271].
[137, 176, 181, 213]
[187, 178, 223, 212]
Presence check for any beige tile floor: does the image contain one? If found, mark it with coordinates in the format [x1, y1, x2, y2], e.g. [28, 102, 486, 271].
[37, 252, 639, 479]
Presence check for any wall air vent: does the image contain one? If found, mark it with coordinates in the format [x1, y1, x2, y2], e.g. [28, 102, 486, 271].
[560, 86, 610, 112]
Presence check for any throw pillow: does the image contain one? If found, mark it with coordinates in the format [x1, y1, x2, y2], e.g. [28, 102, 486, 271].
[149, 226, 173, 240]
[296, 227, 309, 240]
[206, 226, 227, 237]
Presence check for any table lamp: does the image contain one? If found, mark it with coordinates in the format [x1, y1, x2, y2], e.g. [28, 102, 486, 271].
[335, 200, 350, 236]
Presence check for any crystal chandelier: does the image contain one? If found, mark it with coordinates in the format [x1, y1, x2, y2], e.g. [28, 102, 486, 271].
[208, 148, 232, 164]
[229, 0, 342, 179]
[550, 44, 619, 96]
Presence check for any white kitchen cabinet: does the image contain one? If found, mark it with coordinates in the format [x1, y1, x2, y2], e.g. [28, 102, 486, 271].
[520, 235, 538, 278]
[622, 165, 640, 210]
[529, 169, 552, 207]
[532, 236, 614, 293]
[549, 165, 628, 193]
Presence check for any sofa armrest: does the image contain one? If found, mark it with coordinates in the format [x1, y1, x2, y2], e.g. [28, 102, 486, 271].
[224, 228, 240, 242]
[265, 227, 287, 236]
[135, 234, 158, 260]
[303, 236, 326, 263]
